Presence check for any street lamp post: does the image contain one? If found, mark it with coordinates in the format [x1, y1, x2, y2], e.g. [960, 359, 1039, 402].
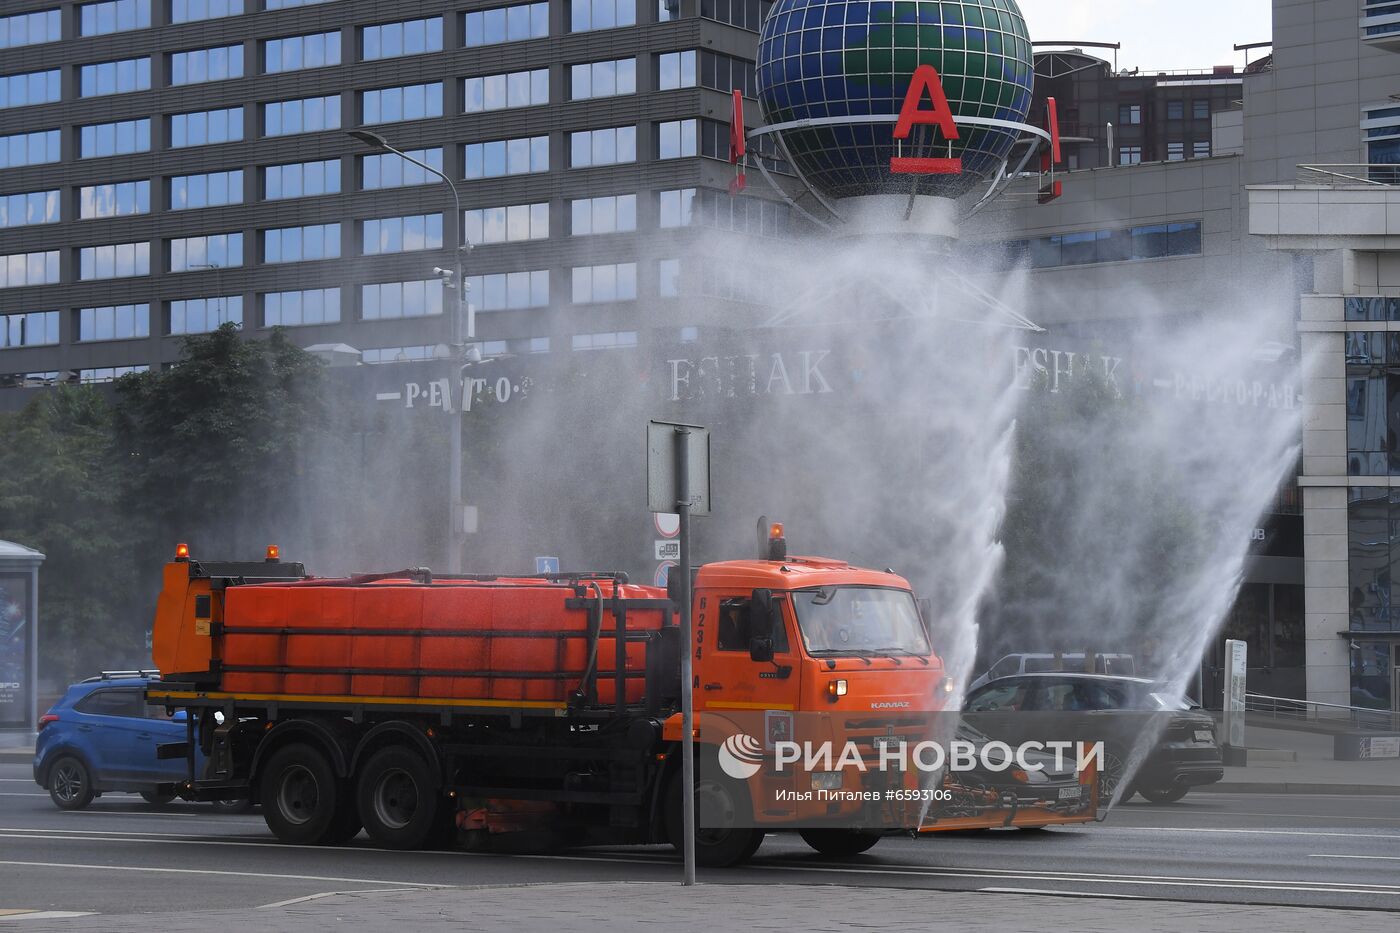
[349, 130, 474, 574]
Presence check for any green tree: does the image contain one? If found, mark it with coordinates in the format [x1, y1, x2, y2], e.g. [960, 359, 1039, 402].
[0, 386, 146, 679]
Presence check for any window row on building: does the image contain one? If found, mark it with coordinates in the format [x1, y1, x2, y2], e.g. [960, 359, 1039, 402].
[0, 258, 687, 348]
[997, 221, 1203, 269]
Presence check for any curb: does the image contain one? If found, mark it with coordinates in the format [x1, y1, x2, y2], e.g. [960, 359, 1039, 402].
[1208, 781, 1400, 795]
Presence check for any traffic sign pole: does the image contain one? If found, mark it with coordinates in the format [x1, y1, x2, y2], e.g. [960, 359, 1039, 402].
[675, 425, 696, 887]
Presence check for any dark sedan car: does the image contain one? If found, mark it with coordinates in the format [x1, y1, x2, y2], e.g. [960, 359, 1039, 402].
[961, 673, 1224, 803]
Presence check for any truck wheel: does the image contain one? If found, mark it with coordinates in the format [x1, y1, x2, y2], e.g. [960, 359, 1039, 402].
[260, 743, 347, 845]
[664, 768, 761, 868]
[48, 756, 95, 811]
[1137, 784, 1189, 804]
[799, 829, 882, 857]
[356, 746, 440, 850]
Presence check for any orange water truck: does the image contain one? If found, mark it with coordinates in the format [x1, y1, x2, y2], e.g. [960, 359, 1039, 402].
[148, 525, 1095, 865]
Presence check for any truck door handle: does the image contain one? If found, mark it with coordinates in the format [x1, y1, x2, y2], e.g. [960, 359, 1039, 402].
[703, 683, 723, 691]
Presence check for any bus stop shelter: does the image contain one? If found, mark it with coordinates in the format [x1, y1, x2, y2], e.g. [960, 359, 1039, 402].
[0, 540, 44, 742]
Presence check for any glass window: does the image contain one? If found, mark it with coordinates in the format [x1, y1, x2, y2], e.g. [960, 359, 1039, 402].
[1, 130, 60, 168]
[362, 147, 442, 189]
[464, 69, 548, 112]
[1193, 99, 1210, 120]
[658, 0, 680, 21]
[168, 233, 242, 272]
[79, 0, 151, 37]
[362, 17, 443, 60]
[75, 688, 146, 718]
[658, 51, 696, 90]
[79, 180, 151, 218]
[571, 262, 637, 303]
[0, 190, 61, 227]
[658, 119, 697, 159]
[0, 310, 59, 346]
[1167, 141, 1184, 161]
[264, 95, 340, 136]
[79, 365, 149, 384]
[78, 303, 150, 341]
[168, 170, 242, 210]
[465, 203, 550, 244]
[1118, 103, 1141, 125]
[700, 50, 757, 96]
[263, 287, 340, 326]
[1193, 140, 1211, 158]
[265, 31, 340, 73]
[362, 214, 443, 255]
[570, 126, 637, 167]
[570, 194, 635, 235]
[0, 251, 59, 288]
[463, 271, 549, 310]
[79, 242, 151, 280]
[262, 224, 340, 263]
[171, 0, 244, 23]
[361, 344, 437, 364]
[170, 108, 242, 148]
[0, 9, 62, 48]
[0, 70, 61, 109]
[266, 0, 331, 7]
[464, 3, 549, 47]
[464, 136, 549, 178]
[264, 159, 340, 200]
[571, 0, 636, 32]
[659, 188, 696, 227]
[571, 330, 638, 350]
[570, 58, 636, 100]
[170, 296, 242, 334]
[362, 82, 443, 125]
[79, 118, 152, 158]
[1166, 100, 1184, 120]
[698, 0, 765, 30]
[80, 57, 152, 97]
[360, 279, 445, 319]
[171, 45, 243, 85]
[658, 258, 680, 296]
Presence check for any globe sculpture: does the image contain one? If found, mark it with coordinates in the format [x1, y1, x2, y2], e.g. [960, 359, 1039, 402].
[755, 0, 1036, 201]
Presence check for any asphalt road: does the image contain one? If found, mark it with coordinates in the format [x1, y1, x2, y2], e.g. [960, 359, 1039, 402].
[2, 760, 1398, 921]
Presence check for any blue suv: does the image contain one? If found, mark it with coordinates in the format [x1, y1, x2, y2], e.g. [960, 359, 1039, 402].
[33, 672, 236, 811]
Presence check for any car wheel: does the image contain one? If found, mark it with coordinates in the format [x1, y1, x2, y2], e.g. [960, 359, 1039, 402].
[259, 743, 348, 845]
[48, 756, 95, 811]
[1098, 748, 1127, 803]
[140, 790, 175, 806]
[1137, 784, 1190, 804]
[664, 767, 761, 867]
[799, 829, 883, 857]
[355, 746, 439, 850]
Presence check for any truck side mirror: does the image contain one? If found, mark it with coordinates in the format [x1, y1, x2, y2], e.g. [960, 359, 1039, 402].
[749, 588, 775, 663]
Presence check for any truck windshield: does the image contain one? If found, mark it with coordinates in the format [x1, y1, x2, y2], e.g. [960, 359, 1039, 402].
[791, 587, 930, 657]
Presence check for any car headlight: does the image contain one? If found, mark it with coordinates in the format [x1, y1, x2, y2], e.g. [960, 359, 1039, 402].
[811, 771, 843, 791]
[1010, 767, 1049, 785]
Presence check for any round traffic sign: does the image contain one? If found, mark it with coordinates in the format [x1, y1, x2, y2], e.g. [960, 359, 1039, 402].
[654, 513, 680, 538]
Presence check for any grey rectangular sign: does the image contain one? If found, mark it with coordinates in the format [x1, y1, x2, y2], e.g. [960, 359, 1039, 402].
[647, 420, 710, 515]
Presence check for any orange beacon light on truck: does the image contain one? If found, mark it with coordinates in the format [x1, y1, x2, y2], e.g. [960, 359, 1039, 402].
[174, 543, 190, 562]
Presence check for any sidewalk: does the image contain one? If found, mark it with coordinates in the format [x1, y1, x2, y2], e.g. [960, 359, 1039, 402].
[1212, 723, 1400, 795]
[6, 883, 1397, 932]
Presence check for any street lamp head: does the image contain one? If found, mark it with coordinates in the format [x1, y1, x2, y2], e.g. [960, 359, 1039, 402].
[347, 129, 390, 151]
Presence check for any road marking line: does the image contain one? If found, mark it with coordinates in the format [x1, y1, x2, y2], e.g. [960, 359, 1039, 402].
[504, 851, 1400, 895]
[0, 859, 453, 889]
[258, 888, 420, 910]
[1309, 854, 1400, 861]
[0, 910, 97, 921]
[0, 794, 48, 798]
[1096, 825, 1400, 841]
[0, 829, 462, 858]
[977, 887, 1146, 899]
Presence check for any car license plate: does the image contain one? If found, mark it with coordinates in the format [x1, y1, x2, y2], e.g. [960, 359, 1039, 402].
[1194, 729, 1212, 742]
[1058, 785, 1082, 800]
[874, 735, 902, 750]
